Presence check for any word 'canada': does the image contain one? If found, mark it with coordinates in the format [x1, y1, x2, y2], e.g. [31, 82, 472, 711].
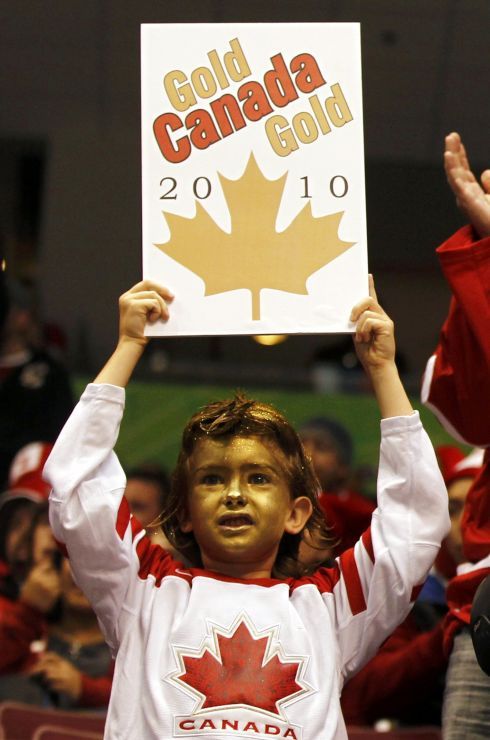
[154, 38, 353, 163]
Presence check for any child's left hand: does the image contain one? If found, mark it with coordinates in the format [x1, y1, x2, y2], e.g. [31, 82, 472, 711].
[350, 275, 396, 375]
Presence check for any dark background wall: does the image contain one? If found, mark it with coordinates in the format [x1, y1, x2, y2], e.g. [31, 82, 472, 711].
[1, 0, 488, 386]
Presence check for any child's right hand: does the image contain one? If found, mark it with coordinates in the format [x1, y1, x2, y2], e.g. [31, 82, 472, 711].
[118, 281, 174, 347]
[94, 281, 173, 387]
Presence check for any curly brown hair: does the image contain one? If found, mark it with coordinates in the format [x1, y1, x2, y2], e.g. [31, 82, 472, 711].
[159, 392, 332, 578]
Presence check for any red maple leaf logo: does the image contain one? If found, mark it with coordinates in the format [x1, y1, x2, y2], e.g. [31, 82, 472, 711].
[175, 619, 306, 715]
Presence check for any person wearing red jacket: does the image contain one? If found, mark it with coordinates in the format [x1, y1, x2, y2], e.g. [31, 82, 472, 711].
[421, 132, 490, 739]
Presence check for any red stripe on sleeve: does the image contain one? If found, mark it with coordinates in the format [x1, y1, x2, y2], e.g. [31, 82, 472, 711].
[289, 560, 341, 595]
[410, 583, 423, 602]
[116, 497, 149, 543]
[339, 547, 366, 616]
[54, 537, 69, 558]
[115, 496, 131, 540]
[131, 514, 144, 539]
[361, 528, 374, 563]
[136, 535, 180, 587]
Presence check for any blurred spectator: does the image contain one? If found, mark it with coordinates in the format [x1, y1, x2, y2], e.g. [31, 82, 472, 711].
[0, 442, 53, 599]
[417, 446, 485, 607]
[125, 464, 170, 541]
[125, 463, 186, 561]
[471, 575, 490, 676]
[30, 552, 114, 709]
[436, 446, 485, 574]
[0, 277, 74, 487]
[0, 503, 113, 709]
[299, 416, 375, 561]
[340, 445, 483, 728]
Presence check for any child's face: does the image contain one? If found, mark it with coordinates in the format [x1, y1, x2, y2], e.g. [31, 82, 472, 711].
[182, 435, 312, 577]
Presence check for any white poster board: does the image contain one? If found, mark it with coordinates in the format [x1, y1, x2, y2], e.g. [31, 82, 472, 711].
[141, 23, 367, 336]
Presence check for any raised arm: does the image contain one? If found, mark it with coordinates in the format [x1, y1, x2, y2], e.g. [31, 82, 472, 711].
[313, 279, 450, 680]
[45, 281, 174, 653]
[350, 276, 413, 419]
[421, 134, 490, 448]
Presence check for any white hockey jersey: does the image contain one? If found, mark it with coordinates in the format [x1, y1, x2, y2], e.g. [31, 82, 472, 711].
[45, 383, 450, 740]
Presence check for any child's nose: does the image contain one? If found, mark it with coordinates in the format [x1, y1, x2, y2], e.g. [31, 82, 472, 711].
[224, 487, 247, 507]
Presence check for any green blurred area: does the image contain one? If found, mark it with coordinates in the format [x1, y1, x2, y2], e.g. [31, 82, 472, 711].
[74, 378, 462, 494]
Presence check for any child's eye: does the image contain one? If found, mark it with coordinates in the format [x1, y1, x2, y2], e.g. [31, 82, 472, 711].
[248, 472, 269, 485]
[200, 473, 223, 486]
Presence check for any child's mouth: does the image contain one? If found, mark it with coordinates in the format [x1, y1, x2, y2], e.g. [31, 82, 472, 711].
[218, 514, 254, 529]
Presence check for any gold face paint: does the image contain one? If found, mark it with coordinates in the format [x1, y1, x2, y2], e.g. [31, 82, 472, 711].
[182, 435, 298, 576]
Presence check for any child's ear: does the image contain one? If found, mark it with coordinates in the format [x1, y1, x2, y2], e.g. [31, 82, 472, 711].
[284, 496, 313, 535]
[178, 505, 193, 533]
[179, 514, 193, 533]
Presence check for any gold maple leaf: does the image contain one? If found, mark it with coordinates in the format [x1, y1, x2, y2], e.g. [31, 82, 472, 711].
[156, 155, 355, 321]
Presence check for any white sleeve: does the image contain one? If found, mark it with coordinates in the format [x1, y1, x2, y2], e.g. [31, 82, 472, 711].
[44, 383, 136, 654]
[326, 412, 450, 680]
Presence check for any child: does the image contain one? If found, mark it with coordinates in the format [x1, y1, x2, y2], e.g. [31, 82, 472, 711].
[44, 280, 449, 739]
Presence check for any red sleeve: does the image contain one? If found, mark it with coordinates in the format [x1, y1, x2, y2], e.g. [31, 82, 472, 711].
[437, 226, 490, 350]
[422, 225, 490, 447]
[422, 226, 490, 560]
[461, 451, 490, 562]
[0, 596, 46, 674]
[422, 225, 490, 647]
[341, 618, 446, 725]
[78, 660, 114, 708]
